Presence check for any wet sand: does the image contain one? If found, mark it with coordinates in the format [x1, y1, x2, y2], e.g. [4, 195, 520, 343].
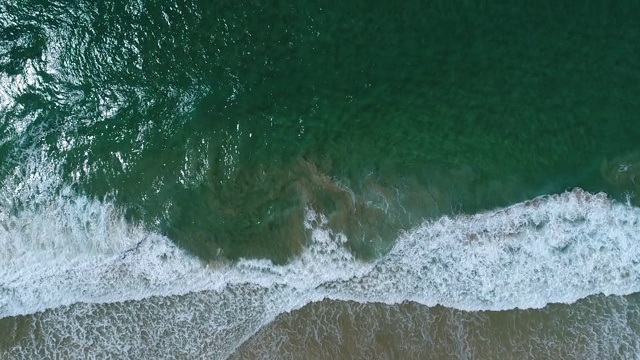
[232, 294, 640, 359]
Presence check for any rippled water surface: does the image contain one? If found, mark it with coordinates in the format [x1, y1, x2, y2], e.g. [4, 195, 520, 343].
[1, 0, 640, 358]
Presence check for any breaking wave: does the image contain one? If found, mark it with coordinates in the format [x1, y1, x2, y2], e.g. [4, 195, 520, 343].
[2, 156, 640, 358]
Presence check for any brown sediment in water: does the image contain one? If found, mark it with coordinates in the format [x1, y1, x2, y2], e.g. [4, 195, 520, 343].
[167, 156, 528, 264]
[166, 156, 400, 263]
[165, 156, 412, 263]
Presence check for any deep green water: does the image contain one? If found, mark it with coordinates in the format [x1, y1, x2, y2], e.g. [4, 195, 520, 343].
[2, 0, 640, 358]
[2, 0, 640, 262]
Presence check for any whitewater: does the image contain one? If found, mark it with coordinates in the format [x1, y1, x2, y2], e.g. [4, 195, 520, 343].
[2, 156, 640, 358]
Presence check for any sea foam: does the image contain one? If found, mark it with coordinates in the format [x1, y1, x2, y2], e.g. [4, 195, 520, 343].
[2, 182, 640, 318]
[2, 156, 640, 358]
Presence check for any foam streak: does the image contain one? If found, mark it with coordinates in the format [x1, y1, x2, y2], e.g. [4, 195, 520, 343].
[2, 189, 640, 319]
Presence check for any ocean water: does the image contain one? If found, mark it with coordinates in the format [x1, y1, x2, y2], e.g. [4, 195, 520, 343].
[1, 0, 640, 359]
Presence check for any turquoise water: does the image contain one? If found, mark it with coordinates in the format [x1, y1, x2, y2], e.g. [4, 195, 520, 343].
[2, 0, 640, 358]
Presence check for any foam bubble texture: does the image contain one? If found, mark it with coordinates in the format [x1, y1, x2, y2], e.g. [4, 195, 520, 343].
[3, 140, 639, 313]
[332, 189, 640, 310]
[2, 186, 640, 358]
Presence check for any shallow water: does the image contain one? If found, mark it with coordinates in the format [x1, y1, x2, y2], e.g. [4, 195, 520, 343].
[233, 295, 640, 360]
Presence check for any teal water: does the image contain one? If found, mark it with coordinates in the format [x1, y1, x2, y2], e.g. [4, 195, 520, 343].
[3, 0, 640, 262]
[2, 0, 640, 358]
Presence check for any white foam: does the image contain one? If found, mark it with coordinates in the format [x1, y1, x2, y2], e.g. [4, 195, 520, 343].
[331, 189, 640, 310]
[2, 156, 640, 357]
[2, 185, 640, 317]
